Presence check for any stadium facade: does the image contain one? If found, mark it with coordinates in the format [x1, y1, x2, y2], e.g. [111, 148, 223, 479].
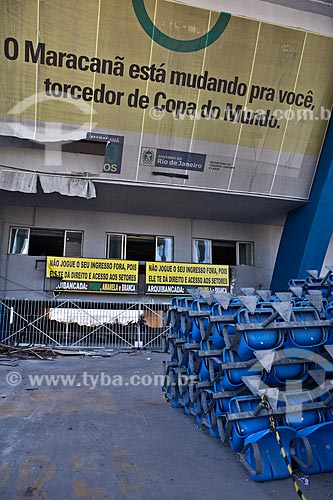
[0, 0, 332, 301]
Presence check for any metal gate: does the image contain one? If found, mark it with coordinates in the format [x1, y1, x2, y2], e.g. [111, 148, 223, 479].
[0, 299, 171, 349]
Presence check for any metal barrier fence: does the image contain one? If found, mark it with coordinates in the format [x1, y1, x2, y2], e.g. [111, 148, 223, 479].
[0, 299, 171, 349]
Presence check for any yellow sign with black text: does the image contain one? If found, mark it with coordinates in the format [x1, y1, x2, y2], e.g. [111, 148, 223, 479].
[145, 261, 229, 295]
[46, 256, 139, 293]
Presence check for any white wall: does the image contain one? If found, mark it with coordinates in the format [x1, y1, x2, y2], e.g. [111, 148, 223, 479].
[192, 219, 282, 291]
[0, 204, 282, 298]
[0, 204, 281, 263]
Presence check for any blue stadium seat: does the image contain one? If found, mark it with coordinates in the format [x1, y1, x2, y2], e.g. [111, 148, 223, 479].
[241, 427, 297, 481]
[237, 307, 284, 361]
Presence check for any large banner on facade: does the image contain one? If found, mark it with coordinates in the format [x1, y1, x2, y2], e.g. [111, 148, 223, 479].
[145, 261, 229, 295]
[1, 0, 333, 200]
[46, 256, 139, 293]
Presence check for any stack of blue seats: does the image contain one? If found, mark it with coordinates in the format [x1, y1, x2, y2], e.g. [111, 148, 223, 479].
[162, 269, 333, 481]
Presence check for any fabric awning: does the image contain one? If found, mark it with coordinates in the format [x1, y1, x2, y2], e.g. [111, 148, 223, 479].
[0, 170, 37, 193]
[48, 308, 140, 326]
[39, 175, 96, 199]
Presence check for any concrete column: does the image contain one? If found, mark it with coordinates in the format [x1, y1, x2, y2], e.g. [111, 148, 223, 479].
[271, 117, 333, 291]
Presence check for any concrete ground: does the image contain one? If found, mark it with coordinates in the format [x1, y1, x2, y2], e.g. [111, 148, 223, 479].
[0, 350, 332, 500]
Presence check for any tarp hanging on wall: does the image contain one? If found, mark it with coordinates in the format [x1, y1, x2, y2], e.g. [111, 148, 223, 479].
[39, 175, 96, 198]
[0, 170, 37, 193]
[48, 308, 139, 326]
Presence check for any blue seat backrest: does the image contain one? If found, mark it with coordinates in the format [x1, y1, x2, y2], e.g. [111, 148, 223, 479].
[288, 279, 306, 288]
[192, 299, 212, 313]
[238, 307, 275, 325]
[229, 396, 272, 435]
[281, 391, 325, 429]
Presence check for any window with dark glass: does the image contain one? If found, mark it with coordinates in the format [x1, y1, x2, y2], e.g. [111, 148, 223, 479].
[156, 237, 173, 262]
[8, 227, 83, 257]
[106, 234, 126, 259]
[193, 238, 254, 266]
[212, 240, 236, 265]
[237, 242, 255, 266]
[106, 234, 174, 262]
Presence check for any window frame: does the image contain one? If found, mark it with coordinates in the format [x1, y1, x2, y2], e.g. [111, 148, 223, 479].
[155, 236, 174, 262]
[63, 230, 84, 257]
[8, 227, 30, 255]
[8, 226, 83, 257]
[193, 239, 212, 264]
[106, 233, 174, 262]
[193, 238, 255, 266]
[236, 241, 255, 266]
[106, 233, 127, 259]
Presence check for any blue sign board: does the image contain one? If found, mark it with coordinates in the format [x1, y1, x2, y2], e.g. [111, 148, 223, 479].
[140, 147, 206, 172]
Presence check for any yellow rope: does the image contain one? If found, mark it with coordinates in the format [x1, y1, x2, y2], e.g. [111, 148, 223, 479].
[259, 394, 308, 500]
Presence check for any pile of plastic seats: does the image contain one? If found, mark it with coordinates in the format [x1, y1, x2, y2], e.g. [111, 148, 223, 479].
[162, 268, 333, 482]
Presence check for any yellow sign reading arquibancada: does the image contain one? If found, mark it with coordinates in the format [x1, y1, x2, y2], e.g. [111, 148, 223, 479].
[46, 256, 139, 293]
[145, 261, 229, 295]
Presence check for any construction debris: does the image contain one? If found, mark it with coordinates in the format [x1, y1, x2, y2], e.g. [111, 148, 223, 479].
[0, 343, 57, 360]
[0, 343, 128, 359]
